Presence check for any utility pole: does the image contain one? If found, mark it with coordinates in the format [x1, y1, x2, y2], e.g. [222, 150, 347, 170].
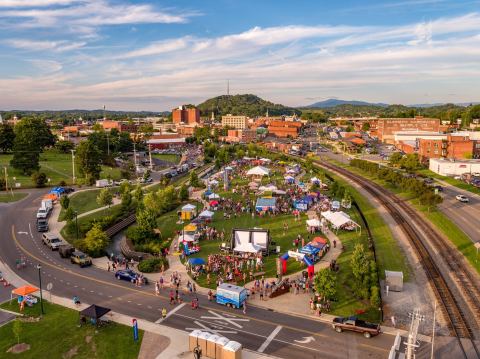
[133, 142, 138, 175]
[405, 308, 425, 359]
[71, 150, 76, 184]
[148, 144, 153, 171]
[430, 302, 436, 359]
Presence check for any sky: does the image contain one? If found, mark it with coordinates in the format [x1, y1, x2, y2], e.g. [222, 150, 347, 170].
[0, 0, 479, 111]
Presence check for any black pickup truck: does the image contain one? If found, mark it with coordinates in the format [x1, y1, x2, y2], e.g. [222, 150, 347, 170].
[332, 316, 381, 338]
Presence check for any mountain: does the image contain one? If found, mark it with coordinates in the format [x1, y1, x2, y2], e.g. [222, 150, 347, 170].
[305, 99, 389, 108]
[196, 94, 300, 118]
[408, 102, 480, 108]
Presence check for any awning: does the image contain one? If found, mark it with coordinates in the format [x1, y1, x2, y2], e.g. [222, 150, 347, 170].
[12, 286, 39, 296]
[80, 304, 111, 320]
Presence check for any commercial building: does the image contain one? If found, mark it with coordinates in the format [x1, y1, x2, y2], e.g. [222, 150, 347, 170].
[266, 120, 302, 138]
[377, 117, 441, 143]
[221, 114, 248, 129]
[146, 134, 186, 150]
[172, 106, 200, 125]
[429, 158, 480, 176]
[220, 129, 256, 143]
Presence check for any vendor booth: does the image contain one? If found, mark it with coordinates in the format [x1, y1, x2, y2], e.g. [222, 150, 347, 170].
[79, 304, 111, 326]
[181, 204, 197, 220]
[246, 166, 270, 177]
[284, 175, 295, 184]
[321, 210, 360, 232]
[199, 210, 214, 221]
[255, 197, 277, 212]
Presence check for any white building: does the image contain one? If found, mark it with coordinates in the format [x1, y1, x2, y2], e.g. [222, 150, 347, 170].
[429, 158, 480, 176]
[393, 131, 447, 143]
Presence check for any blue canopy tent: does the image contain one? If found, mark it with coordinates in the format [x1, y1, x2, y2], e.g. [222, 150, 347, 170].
[293, 199, 308, 211]
[188, 258, 206, 266]
[255, 197, 277, 212]
[203, 189, 213, 197]
[300, 244, 320, 256]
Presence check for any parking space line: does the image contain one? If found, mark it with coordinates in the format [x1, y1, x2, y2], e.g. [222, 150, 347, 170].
[155, 303, 186, 324]
[258, 325, 282, 353]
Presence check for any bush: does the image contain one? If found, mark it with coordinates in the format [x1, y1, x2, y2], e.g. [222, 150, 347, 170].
[370, 286, 381, 308]
[138, 258, 167, 273]
[31, 171, 48, 188]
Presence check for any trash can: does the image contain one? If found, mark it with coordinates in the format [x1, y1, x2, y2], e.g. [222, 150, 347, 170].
[215, 336, 230, 359]
[222, 340, 242, 359]
[206, 334, 220, 358]
[189, 330, 203, 352]
[198, 331, 211, 355]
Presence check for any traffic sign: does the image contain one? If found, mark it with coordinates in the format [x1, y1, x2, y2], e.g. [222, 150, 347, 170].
[46, 283, 53, 291]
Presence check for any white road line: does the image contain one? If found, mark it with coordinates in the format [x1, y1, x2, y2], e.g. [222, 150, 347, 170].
[155, 302, 186, 324]
[257, 325, 282, 353]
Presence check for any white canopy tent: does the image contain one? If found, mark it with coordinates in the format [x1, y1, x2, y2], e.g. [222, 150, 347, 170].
[182, 204, 197, 211]
[247, 166, 270, 177]
[209, 179, 219, 186]
[199, 210, 214, 218]
[258, 184, 277, 191]
[306, 218, 321, 227]
[208, 193, 220, 199]
[259, 158, 271, 163]
[321, 210, 360, 232]
[178, 233, 196, 243]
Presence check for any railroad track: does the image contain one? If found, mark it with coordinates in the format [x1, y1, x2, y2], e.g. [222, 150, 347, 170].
[308, 158, 480, 357]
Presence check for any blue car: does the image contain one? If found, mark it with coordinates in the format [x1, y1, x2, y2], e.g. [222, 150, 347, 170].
[115, 269, 148, 284]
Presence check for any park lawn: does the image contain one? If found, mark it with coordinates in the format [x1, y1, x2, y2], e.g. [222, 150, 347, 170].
[59, 189, 104, 220]
[0, 301, 143, 359]
[0, 151, 122, 188]
[152, 153, 180, 164]
[0, 192, 28, 203]
[187, 211, 311, 289]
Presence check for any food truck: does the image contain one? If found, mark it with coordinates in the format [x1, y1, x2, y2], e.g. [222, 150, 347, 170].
[216, 283, 247, 309]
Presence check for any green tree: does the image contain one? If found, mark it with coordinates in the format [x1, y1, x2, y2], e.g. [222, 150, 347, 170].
[97, 188, 113, 209]
[133, 184, 143, 203]
[314, 268, 337, 300]
[189, 170, 201, 188]
[31, 172, 48, 187]
[351, 243, 370, 298]
[179, 184, 189, 201]
[83, 223, 109, 256]
[120, 190, 132, 213]
[0, 124, 15, 152]
[76, 140, 102, 182]
[388, 152, 403, 166]
[361, 122, 370, 131]
[54, 140, 75, 153]
[60, 195, 70, 209]
[399, 153, 420, 171]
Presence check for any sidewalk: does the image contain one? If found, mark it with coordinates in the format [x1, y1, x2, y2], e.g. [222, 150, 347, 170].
[0, 259, 276, 359]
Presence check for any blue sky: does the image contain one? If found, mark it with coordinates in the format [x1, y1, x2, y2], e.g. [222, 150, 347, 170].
[0, 0, 479, 111]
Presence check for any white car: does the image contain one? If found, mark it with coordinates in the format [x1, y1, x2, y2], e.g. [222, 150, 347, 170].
[36, 207, 49, 219]
[456, 195, 469, 203]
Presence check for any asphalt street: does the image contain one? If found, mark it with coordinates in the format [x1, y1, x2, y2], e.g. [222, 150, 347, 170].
[0, 188, 401, 358]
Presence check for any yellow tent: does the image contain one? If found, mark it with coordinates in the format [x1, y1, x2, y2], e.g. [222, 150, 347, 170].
[184, 224, 197, 232]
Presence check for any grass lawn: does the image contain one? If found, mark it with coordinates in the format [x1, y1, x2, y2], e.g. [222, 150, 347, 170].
[152, 153, 180, 164]
[0, 301, 142, 359]
[59, 189, 105, 220]
[0, 192, 28, 203]
[417, 168, 480, 195]
[0, 151, 122, 188]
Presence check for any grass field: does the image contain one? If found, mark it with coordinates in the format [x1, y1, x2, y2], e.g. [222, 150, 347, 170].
[59, 189, 106, 220]
[152, 153, 180, 164]
[0, 301, 143, 359]
[0, 192, 28, 203]
[0, 151, 122, 188]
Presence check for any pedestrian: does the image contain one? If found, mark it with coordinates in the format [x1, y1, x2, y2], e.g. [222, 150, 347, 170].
[193, 283, 197, 294]
[162, 307, 167, 319]
[391, 316, 396, 327]
[159, 276, 164, 289]
[208, 290, 213, 301]
[169, 290, 175, 305]
[259, 289, 264, 301]
[243, 301, 247, 315]
[333, 239, 337, 248]
[155, 281, 160, 296]
[107, 261, 110, 272]
[112, 262, 116, 271]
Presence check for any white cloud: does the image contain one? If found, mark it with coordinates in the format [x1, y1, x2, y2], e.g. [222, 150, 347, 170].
[6, 38, 86, 52]
[28, 59, 63, 72]
[0, 0, 79, 7]
[119, 37, 190, 59]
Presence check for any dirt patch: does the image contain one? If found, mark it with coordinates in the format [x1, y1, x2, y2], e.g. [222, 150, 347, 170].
[7, 343, 30, 354]
[85, 335, 92, 344]
[63, 345, 78, 359]
[19, 316, 40, 323]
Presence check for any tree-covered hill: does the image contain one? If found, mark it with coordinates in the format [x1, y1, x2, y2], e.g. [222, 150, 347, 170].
[197, 94, 300, 118]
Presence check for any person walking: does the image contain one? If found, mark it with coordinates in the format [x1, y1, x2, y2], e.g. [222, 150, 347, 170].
[162, 307, 167, 319]
[107, 262, 111, 272]
[243, 301, 247, 315]
[155, 281, 160, 296]
[169, 290, 175, 305]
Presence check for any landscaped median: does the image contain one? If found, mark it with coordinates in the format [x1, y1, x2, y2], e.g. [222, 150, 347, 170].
[0, 193, 28, 203]
[0, 300, 142, 358]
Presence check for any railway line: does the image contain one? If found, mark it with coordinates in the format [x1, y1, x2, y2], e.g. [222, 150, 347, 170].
[312, 158, 480, 358]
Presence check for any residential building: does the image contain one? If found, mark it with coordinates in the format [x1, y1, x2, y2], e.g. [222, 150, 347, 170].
[221, 114, 248, 129]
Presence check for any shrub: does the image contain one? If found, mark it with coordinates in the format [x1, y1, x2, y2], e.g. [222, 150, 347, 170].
[31, 171, 48, 188]
[370, 286, 381, 308]
[138, 258, 167, 273]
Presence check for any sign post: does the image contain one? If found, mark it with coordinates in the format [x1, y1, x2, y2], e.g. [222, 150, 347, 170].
[132, 319, 139, 342]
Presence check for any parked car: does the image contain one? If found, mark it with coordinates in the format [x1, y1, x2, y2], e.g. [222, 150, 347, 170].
[115, 269, 148, 284]
[70, 251, 92, 267]
[332, 316, 381, 338]
[36, 219, 49, 232]
[36, 207, 50, 219]
[58, 244, 74, 258]
[42, 233, 63, 250]
[63, 187, 75, 194]
[456, 194, 469, 203]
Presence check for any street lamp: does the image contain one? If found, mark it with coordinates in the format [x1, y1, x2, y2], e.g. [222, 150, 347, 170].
[74, 211, 79, 241]
[36, 264, 44, 315]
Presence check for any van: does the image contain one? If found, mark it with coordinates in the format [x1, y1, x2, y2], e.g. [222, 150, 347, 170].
[41, 199, 53, 211]
[36, 207, 50, 219]
[42, 233, 63, 251]
[36, 219, 49, 232]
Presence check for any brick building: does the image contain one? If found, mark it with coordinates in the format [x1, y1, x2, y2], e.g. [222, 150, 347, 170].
[418, 134, 478, 161]
[172, 106, 200, 125]
[220, 129, 256, 143]
[377, 117, 441, 143]
[267, 120, 302, 138]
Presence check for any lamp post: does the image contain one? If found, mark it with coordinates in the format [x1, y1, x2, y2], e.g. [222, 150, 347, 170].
[74, 211, 79, 241]
[36, 264, 44, 315]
